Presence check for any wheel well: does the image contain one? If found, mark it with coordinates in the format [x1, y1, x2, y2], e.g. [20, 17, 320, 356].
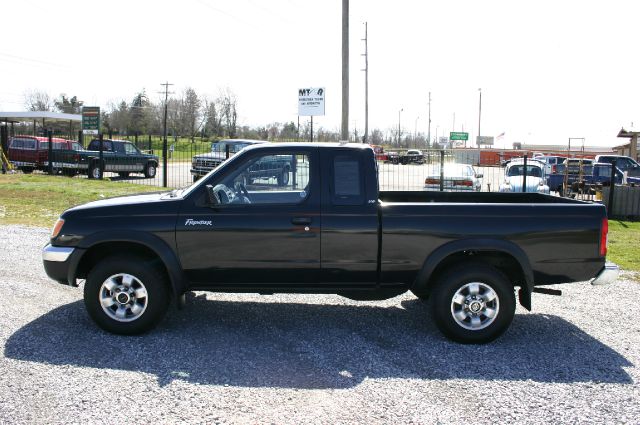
[76, 242, 170, 289]
[426, 250, 526, 293]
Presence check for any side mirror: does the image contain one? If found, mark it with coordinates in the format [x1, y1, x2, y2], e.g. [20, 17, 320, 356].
[205, 185, 219, 205]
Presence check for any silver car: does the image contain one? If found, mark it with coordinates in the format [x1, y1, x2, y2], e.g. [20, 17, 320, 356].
[424, 164, 483, 191]
[499, 159, 550, 193]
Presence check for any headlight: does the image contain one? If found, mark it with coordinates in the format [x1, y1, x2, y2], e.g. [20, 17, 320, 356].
[51, 218, 65, 239]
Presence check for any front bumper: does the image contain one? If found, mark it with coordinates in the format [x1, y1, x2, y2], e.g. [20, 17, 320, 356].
[591, 262, 619, 286]
[42, 244, 76, 286]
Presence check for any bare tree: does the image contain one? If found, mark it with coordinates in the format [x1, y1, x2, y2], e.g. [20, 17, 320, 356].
[217, 87, 238, 138]
[54, 94, 84, 114]
[24, 90, 53, 111]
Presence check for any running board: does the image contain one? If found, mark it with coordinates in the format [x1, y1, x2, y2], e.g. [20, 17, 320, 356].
[532, 287, 562, 296]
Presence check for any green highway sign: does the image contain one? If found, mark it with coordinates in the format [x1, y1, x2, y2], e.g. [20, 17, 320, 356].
[450, 132, 468, 141]
[82, 106, 100, 135]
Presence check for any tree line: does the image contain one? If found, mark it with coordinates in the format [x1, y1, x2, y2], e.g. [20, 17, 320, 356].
[23, 89, 434, 147]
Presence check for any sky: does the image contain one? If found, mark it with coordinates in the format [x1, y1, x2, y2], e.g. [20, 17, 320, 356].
[1, 0, 639, 148]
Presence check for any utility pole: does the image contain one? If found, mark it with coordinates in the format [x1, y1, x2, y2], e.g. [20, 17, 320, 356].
[341, 0, 349, 141]
[398, 108, 403, 146]
[414, 116, 419, 148]
[361, 21, 368, 143]
[160, 81, 174, 188]
[427, 92, 431, 149]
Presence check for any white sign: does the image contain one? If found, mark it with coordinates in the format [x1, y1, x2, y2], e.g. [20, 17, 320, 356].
[298, 87, 325, 116]
[477, 136, 494, 146]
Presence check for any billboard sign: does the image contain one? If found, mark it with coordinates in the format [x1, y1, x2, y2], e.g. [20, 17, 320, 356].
[476, 136, 494, 146]
[450, 132, 468, 141]
[298, 87, 325, 116]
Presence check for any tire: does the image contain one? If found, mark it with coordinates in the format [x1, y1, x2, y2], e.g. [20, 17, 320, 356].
[144, 162, 157, 178]
[118, 172, 130, 178]
[20, 167, 33, 174]
[430, 262, 515, 344]
[277, 166, 290, 186]
[84, 256, 170, 335]
[88, 162, 103, 179]
[410, 287, 429, 301]
[62, 169, 77, 177]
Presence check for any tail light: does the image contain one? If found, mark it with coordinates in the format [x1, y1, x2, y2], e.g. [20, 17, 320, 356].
[425, 178, 440, 185]
[599, 217, 608, 257]
[453, 180, 473, 186]
[552, 165, 557, 174]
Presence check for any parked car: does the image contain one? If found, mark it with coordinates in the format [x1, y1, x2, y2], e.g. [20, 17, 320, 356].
[533, 155, 567, 175]
[83, 139, 159, 179]
[387, 149, 424, 165]
[43, 142, 618, 344]
[424, 164, 483, 191]
[594, 155, 640, 177]
[499, 159, 550, 193]
[191, 139, 267, 182]
[7, 135, 84, 175]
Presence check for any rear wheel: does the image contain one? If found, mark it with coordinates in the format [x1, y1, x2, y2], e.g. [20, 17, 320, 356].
[88, 162, 103, 179]
[20, 167, 33, 174]
[118, 172, 130, 178]
[84, 256, 170, 335]
[144, 162, 157, 178]
[277, 166, 290, 186]
[430, 262, 515, 344]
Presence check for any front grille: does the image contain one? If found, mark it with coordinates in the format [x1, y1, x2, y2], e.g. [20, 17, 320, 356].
[195, 159, 222, 169]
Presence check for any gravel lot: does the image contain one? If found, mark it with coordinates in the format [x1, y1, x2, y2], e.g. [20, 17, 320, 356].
[0, 224, 638, 424]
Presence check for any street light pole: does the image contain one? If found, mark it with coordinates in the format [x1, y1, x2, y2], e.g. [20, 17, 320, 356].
[477, 88, 482, 165]
[398, 108, 403, 146]
[427, 92, 431, 149]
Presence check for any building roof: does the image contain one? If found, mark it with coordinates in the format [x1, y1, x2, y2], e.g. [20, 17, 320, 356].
[0, 111, 82, 122]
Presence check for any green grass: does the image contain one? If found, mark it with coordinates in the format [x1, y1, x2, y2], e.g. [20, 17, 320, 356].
[607, 220, 640, 272]
[1, 173, 638, 273]
[0, 174, 160, 228]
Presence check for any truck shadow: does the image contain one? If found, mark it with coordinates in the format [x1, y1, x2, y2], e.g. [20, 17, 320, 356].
[4, 296, 633, 389]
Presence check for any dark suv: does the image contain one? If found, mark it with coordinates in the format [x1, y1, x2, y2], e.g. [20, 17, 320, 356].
[191, 139, 267, 182]
[86, 139, 159, 179]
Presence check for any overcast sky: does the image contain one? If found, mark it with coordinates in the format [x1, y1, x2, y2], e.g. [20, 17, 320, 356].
[1, 0, 638, 148]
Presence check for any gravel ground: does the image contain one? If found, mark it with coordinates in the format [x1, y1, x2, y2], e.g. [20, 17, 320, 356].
[0, 224, 638, 424]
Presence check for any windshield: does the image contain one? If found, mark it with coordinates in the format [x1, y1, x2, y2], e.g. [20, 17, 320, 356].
[507, 165, 542, 177]
[212, 142, 250, 154]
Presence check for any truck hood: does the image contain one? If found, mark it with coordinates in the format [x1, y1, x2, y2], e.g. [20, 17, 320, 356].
[193, 152, 228, 160]
[66, 191, 173, 212]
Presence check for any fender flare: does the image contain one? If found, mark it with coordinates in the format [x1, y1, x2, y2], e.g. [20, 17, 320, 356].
[69, 230, 188, 297]
[414, 238, 535, 309]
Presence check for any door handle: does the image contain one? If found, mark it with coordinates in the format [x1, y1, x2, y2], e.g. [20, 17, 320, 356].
[291, 217, 312, 225]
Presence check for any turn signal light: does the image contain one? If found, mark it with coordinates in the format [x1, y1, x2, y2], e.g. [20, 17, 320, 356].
[425, 178, 440, 184]
[51, 218, 65, 239]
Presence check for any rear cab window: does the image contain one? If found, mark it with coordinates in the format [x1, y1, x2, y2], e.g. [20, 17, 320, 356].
[331, 153, 365, 206]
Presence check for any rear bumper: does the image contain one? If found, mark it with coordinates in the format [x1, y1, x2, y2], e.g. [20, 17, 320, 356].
[591, 262, 619, 286]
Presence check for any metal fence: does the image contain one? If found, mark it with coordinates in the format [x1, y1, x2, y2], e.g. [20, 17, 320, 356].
[4, 133, 640, 219]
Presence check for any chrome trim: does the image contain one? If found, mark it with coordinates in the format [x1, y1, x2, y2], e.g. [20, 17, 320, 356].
[591, 262, 619, 286]
[42, 244, 74, 262]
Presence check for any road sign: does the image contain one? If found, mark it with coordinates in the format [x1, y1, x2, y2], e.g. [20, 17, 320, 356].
[476, 136, 494, 145]
[298, 87, 325, 116]
[450, 132, 468, 141]
[82, 106, 100, 135]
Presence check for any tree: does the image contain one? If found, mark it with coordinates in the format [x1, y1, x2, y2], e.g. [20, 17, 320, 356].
[370, 128, 384, 145]
[24, 90, 53, 111]
[203, 100, 221, 138]
[54, 94, 83, 114]
[281, 121, 298, 140]
[130, 90, 151, 135]
[217, 87, 238, 138]
[180, 88, 202, 140]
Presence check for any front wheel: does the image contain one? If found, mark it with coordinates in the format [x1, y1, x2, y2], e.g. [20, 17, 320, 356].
[430, 263, 515, 344]
[84, 256, 170, 335]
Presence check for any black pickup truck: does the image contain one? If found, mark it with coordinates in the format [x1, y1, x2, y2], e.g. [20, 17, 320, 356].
[42, 143, 618, 343]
